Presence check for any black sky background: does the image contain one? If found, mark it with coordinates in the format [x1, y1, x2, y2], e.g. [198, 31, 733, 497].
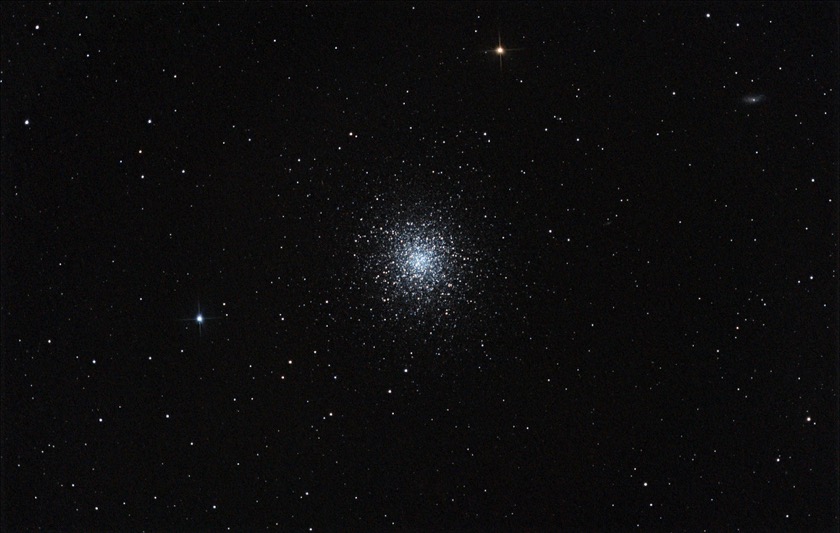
[2, 2, 839, 530]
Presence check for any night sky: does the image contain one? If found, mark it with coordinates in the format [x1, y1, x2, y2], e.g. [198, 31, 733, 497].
[2, 2, 839, 530]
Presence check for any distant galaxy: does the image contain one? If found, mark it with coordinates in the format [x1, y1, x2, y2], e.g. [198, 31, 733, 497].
[742, 93, 766, 105]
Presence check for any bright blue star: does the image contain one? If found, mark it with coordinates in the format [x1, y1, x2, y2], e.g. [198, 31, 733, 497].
[178, 304, 218, 337]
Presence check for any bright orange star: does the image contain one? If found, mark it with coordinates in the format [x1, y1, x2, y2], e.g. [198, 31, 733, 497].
[488, 33, 523, 72]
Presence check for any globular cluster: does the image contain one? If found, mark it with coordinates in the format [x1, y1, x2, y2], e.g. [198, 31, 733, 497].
[345, 164, 503, 368]
[369, 210, 476, 319]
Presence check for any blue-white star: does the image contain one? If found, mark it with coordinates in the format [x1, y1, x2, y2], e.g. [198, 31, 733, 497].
[179, 304, 218, 337]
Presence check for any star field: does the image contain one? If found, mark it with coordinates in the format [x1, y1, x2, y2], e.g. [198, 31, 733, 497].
[1, 2, 838, 531]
